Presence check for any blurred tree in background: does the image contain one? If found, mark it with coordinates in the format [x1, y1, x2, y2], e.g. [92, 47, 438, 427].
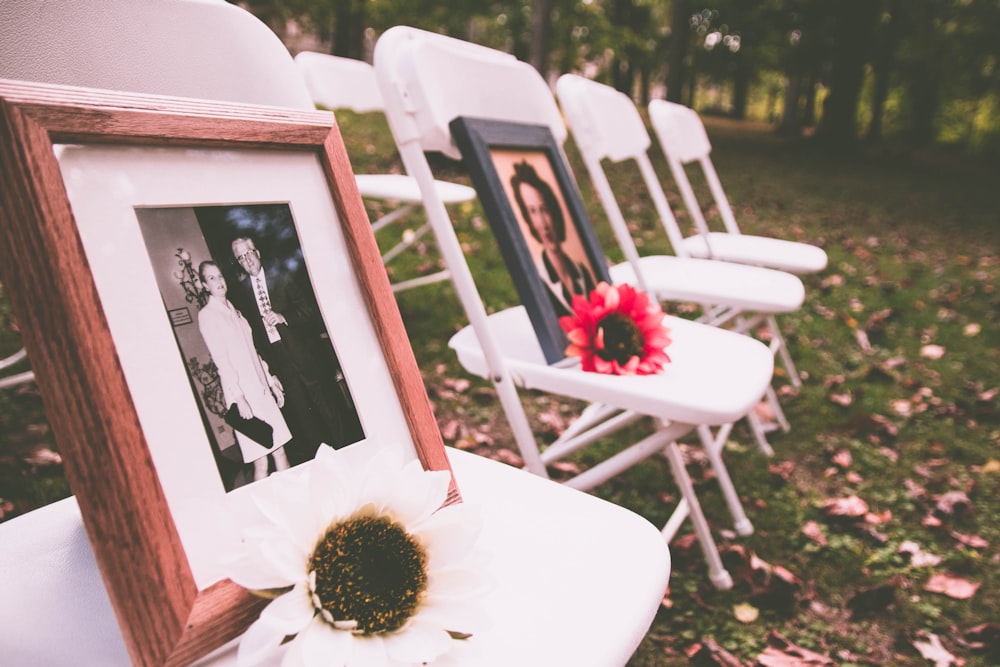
[233, 0, 1000, 157]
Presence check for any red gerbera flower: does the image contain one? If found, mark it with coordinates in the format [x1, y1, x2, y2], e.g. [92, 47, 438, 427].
[559, 282, 672, 375]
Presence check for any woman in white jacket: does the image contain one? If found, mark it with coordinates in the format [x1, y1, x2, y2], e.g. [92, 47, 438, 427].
[198, 260, 291, 481]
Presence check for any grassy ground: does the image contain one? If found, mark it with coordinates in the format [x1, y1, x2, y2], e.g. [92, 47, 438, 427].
[1, 111, 997, 665]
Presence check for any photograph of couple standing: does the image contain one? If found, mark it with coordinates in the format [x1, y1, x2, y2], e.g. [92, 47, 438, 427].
[138, 203, 364, 490]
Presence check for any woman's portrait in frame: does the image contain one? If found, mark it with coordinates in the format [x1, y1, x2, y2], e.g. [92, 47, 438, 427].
[491, 151, 600, 317]
[450, 117, 611, 364]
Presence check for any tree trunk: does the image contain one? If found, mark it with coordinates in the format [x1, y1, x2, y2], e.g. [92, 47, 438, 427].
[666, 0, 689, 102]
[529, 0, 556, 77]
[815, 0, 879, 148]
[331, 0, 365, 59]
[866, 0, 902, 143]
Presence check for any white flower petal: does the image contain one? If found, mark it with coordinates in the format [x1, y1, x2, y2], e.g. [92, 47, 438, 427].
[224, 551, 289, 592]
[255, 538, 310, 587]
[383, 619, 452, 663]
[415, 594, 492, 635]
[237, 618, 283, 667]
[413, 504, 480, 567]
[259, 582, 316, 634]
[343, 633, 392, 667]
[427, 564, 493, 601]
[297, 617, 357, 666]
[308, 447, 361, 531]
[386, 467, 452, 529]
[354, 449, 410, 511]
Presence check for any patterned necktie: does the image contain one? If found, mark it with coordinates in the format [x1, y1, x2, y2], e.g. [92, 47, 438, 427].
[255, 277, 271, 313]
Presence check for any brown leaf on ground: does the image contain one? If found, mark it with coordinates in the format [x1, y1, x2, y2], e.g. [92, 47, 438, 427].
[441, 377, 471, 392]
[486, 448, 524, 468]
[912, 631, 958, 667]
[769, 460, 796, 481]
[864, 509, 892, 525]
[925, 573, 981, 599]
[831, 449, 852, 468]
[934, 491, 972, 519]
[439, 418, 462, 441]
[22, 447, 62, 466]
[950, 531, 989, 549]
[687, 637, 746, 666]
[898, 540, 942, 567]
[921, 344, 946, 360]
[801, 520, 828, 547]
[821, 495, 869, 518]
[757, 631, 834, 666]
[955, 622, 1000, 654]
[829, 391, 853, 407]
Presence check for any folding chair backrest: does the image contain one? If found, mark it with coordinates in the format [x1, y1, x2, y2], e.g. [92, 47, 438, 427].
[0, 0, 314, 109]
[293, 51, 385, 113]
[648, 99, 741, 237]
[376, 28, 566, 159]
[555, 74, 693, 273]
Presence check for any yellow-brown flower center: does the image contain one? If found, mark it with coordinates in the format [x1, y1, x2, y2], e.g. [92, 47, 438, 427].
[309, 512, 428, 635]
[597, 313, 645, 364]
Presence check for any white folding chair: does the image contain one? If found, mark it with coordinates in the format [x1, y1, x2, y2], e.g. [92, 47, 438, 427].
[648, 99, 829, 278]
[555, 73, 801, 436]
[0, 2, 672, 662]
[375, 25, 778, 588]
[293, 51, 477, 293]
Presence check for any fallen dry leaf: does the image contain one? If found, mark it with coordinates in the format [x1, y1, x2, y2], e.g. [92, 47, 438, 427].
[733, 602, 759, 623]
[912, 631, 958, 667]
[685, 638, 744, 666]
[950, 531, 989, 549]
[829, 391, 853, 407]
[898, 540, 942, 567]
[757, 631, 834, 666]
[956, 622, 1000, 653]
[822, 495, 869, 518]
[854, 328, 873, 353]
[801, 520, 828, 546]
[831, 449, 852, 468]
[934, 491, 972, 519]
[921, 344, 946, 360]
[23, 447, 62, 466]
[925, 573, 981, 599]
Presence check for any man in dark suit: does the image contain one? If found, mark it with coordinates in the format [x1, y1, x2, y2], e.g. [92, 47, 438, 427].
[229, 235, 362, 464]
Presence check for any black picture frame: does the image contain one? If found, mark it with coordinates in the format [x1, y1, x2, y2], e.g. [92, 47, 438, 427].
[450, 117, 611, 364]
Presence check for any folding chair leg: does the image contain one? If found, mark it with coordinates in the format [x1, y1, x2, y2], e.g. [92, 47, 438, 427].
[745, 411, 776, 457]
[768, 315, 801, 388]
[697, 424, 754, 536]
[662, 441, 733, 590]
[764, 384, 790, 433]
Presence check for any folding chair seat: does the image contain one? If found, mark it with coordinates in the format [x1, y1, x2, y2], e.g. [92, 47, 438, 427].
[293, 51, 477, 293]
[555, 73, 803, 431]
[375, 25, 778, 588]
[648, 99, 829, 277]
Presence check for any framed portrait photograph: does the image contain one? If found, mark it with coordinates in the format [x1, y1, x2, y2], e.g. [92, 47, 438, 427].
[0, 79, 454, 666]
[449, 117, 611, 364]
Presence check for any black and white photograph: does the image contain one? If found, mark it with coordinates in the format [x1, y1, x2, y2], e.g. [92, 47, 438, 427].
[136, 203, 365, 491]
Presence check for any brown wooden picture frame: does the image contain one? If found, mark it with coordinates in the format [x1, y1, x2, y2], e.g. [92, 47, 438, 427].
[0, 79, 455, 667]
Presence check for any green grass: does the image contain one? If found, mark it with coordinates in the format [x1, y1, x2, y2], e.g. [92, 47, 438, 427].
[2, 111, 998, 665]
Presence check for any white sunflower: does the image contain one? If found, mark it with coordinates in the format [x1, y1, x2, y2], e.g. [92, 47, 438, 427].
[224, 443, 490, 667]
